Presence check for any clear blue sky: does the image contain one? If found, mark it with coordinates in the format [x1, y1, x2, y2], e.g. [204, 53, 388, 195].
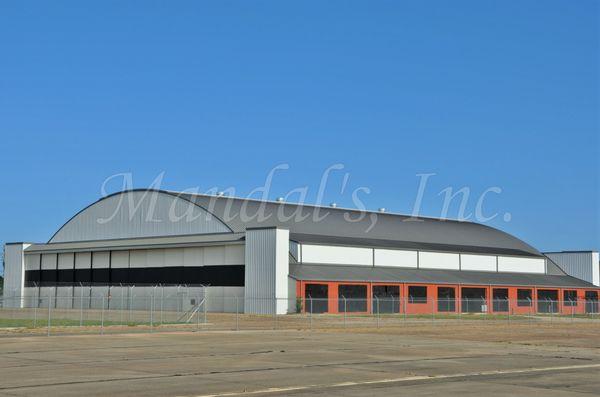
[1, 1, 598, 271]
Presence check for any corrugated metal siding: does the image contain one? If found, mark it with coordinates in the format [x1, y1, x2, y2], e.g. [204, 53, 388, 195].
[50, 191, 231, 243]
[3, 244, 28, 304]
[244, 228, 289, 314]
[545, 252, 599, 286]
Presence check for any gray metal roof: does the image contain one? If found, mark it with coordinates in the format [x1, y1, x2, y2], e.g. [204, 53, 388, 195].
[289, 264, 595, 288]
[180, 192, 542, 257]
[46, 190, 543, 258]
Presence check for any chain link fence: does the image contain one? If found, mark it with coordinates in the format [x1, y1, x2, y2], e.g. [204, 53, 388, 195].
[1, 291, 599, 336]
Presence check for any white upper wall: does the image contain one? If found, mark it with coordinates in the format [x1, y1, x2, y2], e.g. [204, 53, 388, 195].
[301, 244, 373, 266]
[460, 254, 497, 272]
[374, 249, 417, 268]
[297, 243, 546, 274]
[419, 252, 460, 270]
[50, 191, 231, 243]
[497, 256, 545, 273]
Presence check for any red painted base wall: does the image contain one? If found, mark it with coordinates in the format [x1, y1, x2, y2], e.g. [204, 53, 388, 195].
[296, 280, 600, 315]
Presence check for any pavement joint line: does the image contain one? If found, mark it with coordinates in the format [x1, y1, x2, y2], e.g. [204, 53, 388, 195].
[180, 363, 600, 397]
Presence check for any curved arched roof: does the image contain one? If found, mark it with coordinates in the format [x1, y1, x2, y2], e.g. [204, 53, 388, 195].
[49, 190, 231, 243]
[49, 189, 542, 257]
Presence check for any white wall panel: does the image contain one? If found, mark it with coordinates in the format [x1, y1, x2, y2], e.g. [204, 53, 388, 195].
[225, 245, 244, 265]
[183, 247, 203, 267]
[58, 252, 75, 269]
[41, 253, 58, 270]
[73, 286, 91, 308]
[460, 254, 497, 272]
[164, 248, 184, 267]
[204, 246, 225, 266]
[111, 250, 129, 268]
[90, 287, 110, 308]
[23, 287, 38, 308]
[497, 256, 545, 274]
[56, 287, 74, 308]
[301, 244, 373, 266]
[146, 249, 165, 268]
[374, 249, 417, 268]
[129, 250, 148, 268]
[92, 251, 110, 268]
[25, 254, 40, 271]
[75, 252, 92, 269]
[419, 251, 460, 270]
[39, 287, 56, 306]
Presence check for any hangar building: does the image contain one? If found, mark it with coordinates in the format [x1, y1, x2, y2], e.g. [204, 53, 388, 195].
[3, 189, 599, 315]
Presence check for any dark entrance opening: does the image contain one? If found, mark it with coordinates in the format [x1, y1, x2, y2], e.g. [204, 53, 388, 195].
[338, 284, 367, 312]
[372, 285, 400, 313]
[492, 288, 509, 312]
[585, 291, 598, 314]
[305, 284, 328, 313]
[437, 287, 456, 312]
[461, 288, 487, 313]
[537, 289, 558, 313]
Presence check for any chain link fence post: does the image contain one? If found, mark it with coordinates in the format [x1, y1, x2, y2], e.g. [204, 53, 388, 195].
[375, 296, 380, 328]
[149, 294, 153, 333]
[79, 285, 84, 327]
[273, 298, 277, 330]
[343, 296, 347, 328]
[196, 295, 200, 331]
[119, 284, 124, 328]
[47, 295, 52, 337]
[203, 294, 208, 324]
[101, 294, 105, 335]
[160, 285, 164, 325]
[309, 297, 313, 330]
[235, 296, 239, 331]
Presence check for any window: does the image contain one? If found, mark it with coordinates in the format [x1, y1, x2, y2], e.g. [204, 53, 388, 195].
[372, 285, 400, 313]
[563, 290, 577, 307]
[537, 289, 558, 313]
[408, 286, 427, 304]
[305, 284, 328, 313]
[492, 288, 509, 312]
[517, 289, 532, 306]
[437, 287, 456, 312]
[461, 287, 487, 313]
[585, 291, 599, 314]
[338, 284, 367, 312]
